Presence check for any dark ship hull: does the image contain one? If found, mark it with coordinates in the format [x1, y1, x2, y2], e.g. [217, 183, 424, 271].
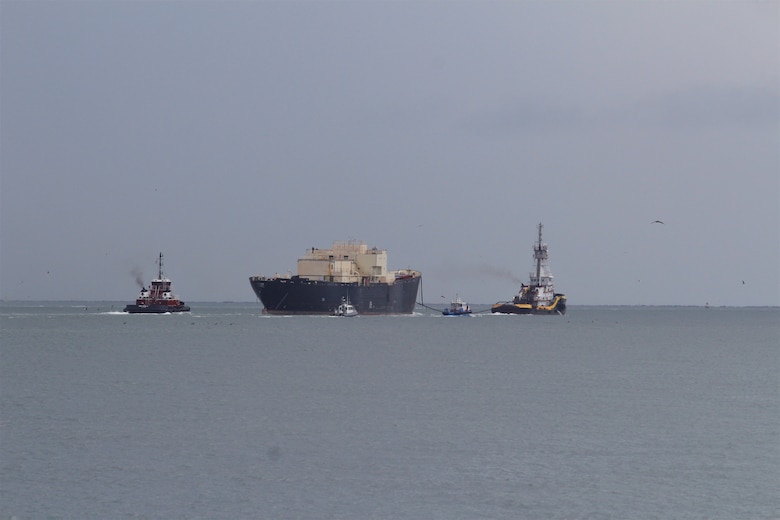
[249, 275, 420, 315]
[491, 294, 567, 315]
[123, 303, 190, 314]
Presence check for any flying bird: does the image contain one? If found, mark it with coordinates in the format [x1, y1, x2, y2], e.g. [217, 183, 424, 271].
[651, 220, 665, 224]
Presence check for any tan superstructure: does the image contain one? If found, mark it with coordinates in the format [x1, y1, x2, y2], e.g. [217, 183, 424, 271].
[294, 241, 416, 284]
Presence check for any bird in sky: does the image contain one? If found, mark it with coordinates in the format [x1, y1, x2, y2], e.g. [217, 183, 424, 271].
[651, 220, 665, 224]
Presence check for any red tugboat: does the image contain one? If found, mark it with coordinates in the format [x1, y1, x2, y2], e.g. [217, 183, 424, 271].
[124, 253, 190, 314]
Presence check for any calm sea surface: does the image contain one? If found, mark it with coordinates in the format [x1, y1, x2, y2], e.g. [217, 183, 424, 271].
[1, 303, 778, 519]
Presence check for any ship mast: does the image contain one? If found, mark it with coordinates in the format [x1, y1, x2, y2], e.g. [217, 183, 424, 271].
[529, 222, 553, 288]
[157, 252, 164, 279]
[535, 223, 543, 285]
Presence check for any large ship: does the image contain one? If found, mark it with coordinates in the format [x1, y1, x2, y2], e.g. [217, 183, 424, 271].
[249, 241, 421, 315]
[491, 223, 567, 315]
[124, 253, 190, 314]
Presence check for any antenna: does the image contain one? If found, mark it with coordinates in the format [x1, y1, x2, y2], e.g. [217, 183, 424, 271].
[535, 223, 543, 284]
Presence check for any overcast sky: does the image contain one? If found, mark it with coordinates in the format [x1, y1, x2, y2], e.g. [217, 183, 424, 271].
[1, 0, 778, 306]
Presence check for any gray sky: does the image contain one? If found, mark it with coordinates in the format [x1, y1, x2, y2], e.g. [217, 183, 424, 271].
[2, 0, 778, 306]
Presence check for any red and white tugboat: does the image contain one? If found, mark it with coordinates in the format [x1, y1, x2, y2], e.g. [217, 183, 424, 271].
[124, 253, 190, 314]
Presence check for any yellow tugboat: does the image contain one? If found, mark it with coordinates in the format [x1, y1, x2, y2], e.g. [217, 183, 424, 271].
[491, 223, 567, 315]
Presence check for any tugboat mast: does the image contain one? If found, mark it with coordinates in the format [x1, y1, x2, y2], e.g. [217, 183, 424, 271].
[157, 252, 164, 279]
[529, 222, 554, 289]
[535, 223, 543, 284]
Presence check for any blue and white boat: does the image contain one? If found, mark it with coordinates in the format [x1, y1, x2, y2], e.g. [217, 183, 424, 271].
[442, 295, 472, 316]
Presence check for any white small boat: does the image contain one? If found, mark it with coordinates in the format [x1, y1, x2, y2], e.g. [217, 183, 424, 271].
[334, 300, 358, 317]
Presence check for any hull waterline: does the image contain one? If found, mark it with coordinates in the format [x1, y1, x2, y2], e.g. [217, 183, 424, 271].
[123, 304, 191, 314]
[491, 295, 567, 315]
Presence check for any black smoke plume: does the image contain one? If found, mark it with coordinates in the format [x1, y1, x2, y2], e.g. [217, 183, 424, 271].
[480, 264, 522, 285]
[130, 267, 144, 288]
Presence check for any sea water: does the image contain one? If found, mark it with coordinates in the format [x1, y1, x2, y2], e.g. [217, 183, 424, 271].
[1, 303, 778, 519]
